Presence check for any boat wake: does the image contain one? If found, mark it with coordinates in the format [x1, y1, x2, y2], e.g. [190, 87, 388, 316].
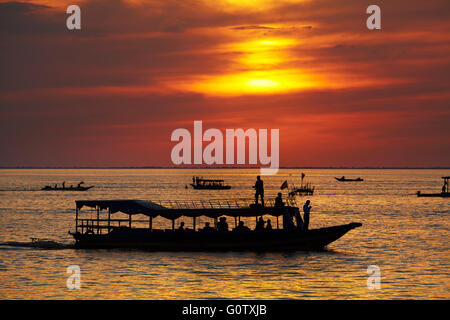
[0, 239, 73, 250]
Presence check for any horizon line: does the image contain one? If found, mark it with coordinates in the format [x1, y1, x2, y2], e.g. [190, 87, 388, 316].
[0, 166, 449, 170]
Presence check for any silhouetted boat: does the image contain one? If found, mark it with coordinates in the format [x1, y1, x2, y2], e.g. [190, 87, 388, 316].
[417, 176, 450, 198]
[191, 177, 231, 190]
[41, 185, 94, 191]
[69, 198, 362, 251]
[335, 177, 364, 182]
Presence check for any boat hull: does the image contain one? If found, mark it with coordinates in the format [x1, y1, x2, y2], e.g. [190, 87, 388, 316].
[417, 192, 450, 198]
[71, 223, 362, 251]
[335, 178, 364, 182]
[191, 184, 231, 190]
[41, 186, 94, 191]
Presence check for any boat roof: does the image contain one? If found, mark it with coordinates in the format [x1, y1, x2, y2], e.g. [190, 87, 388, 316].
[196, 179, 225, 182]
[442, 176, 450, 179]
[75, 199, 297, 219]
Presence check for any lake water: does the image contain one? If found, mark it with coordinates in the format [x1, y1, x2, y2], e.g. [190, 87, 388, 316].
[0, 169, 448, 299]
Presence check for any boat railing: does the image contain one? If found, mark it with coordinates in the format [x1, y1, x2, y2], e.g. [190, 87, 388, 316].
[150, 197, 297, 210]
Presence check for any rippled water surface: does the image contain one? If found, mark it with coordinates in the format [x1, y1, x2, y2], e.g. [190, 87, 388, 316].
[0, 169, 449, 299]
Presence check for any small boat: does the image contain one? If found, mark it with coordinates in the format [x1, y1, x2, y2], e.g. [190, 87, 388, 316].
[191, 177, 231, 190]
[41, 181, 94, 191]
[283, 173, 315, 196]
[41, 185, 94, 191]
[335, 177, 364, 182]
[69, 198, 362, 251]
[417, 176, 450, 198]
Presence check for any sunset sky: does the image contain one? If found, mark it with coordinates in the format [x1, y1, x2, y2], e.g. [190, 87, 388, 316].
[1, 0, 449, 167]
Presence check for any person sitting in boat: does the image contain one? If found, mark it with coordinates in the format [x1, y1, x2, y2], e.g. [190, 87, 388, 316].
[303, 200, 312, 231]
[255, 217, 265, 231]
[177, 222, 185, 232]
[282, 209, 295, 231]
[275, 192, 284, 207]
[233, 221, 250, 232]
[294, 208, 304, 230]
[201, 222, 216, 232]
[217, 217, 228, 232]
[266, 219, 273, 230]
[77, 181, 84, 188]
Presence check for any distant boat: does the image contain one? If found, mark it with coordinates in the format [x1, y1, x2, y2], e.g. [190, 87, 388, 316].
[417, 176, 449, 198]
[335, 177, 364, 182]
[282, 173, 315, 196]
[191, 177, 231, 190]
[41, 181, 94, 191]
[41, 185, 94, 191]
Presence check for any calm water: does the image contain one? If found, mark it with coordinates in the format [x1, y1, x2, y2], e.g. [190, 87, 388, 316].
[0, 169, 448, 299]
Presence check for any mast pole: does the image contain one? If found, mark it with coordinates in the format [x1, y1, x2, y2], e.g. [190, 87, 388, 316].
[75, 206, 78, 233]
[96, 206, 100, 234]
[108, 207, 111, 233]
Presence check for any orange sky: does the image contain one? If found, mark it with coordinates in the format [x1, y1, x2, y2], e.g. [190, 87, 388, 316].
[0, 0, 449, 167]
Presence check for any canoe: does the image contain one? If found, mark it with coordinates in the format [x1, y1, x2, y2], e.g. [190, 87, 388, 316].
[417, 191, 450, 198]
[41, 186, 94, 191]
[335, 177, 364, 182]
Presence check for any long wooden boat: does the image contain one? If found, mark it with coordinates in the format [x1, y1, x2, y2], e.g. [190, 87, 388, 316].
[335, 177, 364, 182]
[41, 185, 94, 191]
[417, 191, 450, 198]
[69, 198, 362, 251]
[417, 176, 449, 198]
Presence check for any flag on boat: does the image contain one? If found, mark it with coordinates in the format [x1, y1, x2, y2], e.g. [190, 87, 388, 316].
[280, 180, 288, 189]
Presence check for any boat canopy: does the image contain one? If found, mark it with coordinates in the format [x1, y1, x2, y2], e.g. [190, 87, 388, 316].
[442, 176, 450, 179]
[75, 199, 296, 219]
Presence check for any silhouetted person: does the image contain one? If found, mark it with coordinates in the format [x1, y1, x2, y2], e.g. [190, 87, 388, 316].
[294, 208, 304, 230]
[217, 217, 228, 232]
[62, 181, 65, 188]
[266, 219, 272, 230]
[201, 222, 215, 232]
[192, 176, 195, 184]
[254, 176, 264, 207]
[54, 184, 57, 189]
[234, 221, 250, 232]
[282, 209, 295, 230]
[443, 185, 446, 193]
[303, 200, 312, 231]
[255, 217, 265, 231]
[275, 192, 284, 207]
[177, 222, 185, 231]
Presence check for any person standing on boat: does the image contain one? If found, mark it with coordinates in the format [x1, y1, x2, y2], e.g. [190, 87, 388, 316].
[266, 219, 272, 230]
[62, 181, 65, 189]
[254, 176, 264, 207]
[303, 200, 312, 231]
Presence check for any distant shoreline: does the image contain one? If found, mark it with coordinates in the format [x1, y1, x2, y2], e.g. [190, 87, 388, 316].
[0, 166, 449, 170]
